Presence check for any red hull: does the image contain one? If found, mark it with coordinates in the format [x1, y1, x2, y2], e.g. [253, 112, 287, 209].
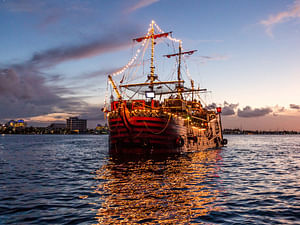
[109, 116, 180, 154]
[108, 114, 224, 155]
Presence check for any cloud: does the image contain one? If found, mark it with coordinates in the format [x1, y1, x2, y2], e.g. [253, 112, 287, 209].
[73, 57, 151, 84]
[260, 0, 300, 36]
[2, 0, 94, 16]
[0, 67, 104, 125]
[125, 0, 160, 13]
[1, 0, 98, 29]
[290, 104, 300, 109]
[74, 68, 118, 81]
[196, 55, 229, 64]
[77, 105, 104, 121]
[27, 29, 137, 69]
[275, 106, 286, 112]
[237, 106, 273, 118]
[25, 104, 105, 128]
[222, 101, 238, 116]
[0, 66, 107, 124]
[1, 0, 45, 12]
[205, 103, 217, 110]
[196, 40, 224, 43]
[205, 101, 238, 116]
[0, 24, 141, 123]
[0, 67, 82, 120]
[204, 102, 284, 119]
[37, 10, 62, 28]
[272, 105, 286, 116]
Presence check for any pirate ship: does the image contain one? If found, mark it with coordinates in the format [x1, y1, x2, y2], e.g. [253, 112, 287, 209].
[104, 21, 227, 154]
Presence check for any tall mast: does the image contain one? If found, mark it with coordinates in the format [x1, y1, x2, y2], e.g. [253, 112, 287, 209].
[191, 79, 194, 102]
[178, 41, 182, 84]
[150, 21, 155, 90]
[133, 22, 171, 91]
[164, 43, 197, 98]
[177, 41, 182, 98]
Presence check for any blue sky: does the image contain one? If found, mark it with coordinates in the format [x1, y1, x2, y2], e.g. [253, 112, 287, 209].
[0, 0, 300, 130]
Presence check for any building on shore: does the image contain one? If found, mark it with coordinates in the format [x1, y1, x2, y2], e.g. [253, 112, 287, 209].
[6, 119, 26, 128]
[66, 117, 87, 133]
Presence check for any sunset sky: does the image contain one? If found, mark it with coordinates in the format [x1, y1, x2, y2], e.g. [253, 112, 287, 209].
[1, 0, 300, 130]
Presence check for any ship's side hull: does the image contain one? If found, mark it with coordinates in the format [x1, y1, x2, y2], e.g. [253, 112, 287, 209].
[108, 113, 224, 155]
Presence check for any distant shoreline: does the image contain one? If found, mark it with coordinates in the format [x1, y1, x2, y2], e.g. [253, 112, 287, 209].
[1, 133, 108, 135]
[1, 131, 299, 136]
[223, 129, 300, 135]
[1, 127, 299, 135]
[0, 128, 108, 135]
[0, 124, 109, 135]
[1, 133, 298, 135]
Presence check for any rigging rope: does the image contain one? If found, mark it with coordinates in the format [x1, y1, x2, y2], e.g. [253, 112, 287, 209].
[126, 38, 150, 83]
[110, 22, 152, 77]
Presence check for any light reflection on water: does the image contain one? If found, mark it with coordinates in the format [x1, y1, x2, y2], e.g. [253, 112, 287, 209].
[1, 135, 299, 224]
[93, 150, 223, 224]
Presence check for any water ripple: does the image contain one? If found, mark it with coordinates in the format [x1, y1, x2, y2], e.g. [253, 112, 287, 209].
[0, 135, 299, 224]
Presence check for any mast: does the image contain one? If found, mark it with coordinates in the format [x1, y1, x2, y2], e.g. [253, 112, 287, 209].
[164, 45, 197, 98]
[191, 79, 194, 102]
[133, 22, 171, 91]
[177, 41, 182, 98]
[150, 21, 155, 90]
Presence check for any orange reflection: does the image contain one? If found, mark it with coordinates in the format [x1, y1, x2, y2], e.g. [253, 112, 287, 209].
[92, 149, 223, 224]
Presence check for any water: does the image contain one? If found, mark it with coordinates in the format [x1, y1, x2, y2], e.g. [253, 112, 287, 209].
[0, 135, 299, 224]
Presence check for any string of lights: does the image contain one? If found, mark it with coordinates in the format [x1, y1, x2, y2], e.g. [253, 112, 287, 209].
[153, 21, 182, 43]
[110, 20, 183, 78]
[105, 21, 189, 107]
[126, 37, 150, 84]
[110, 22, 153, 77]
[153, 20, 194, 85]
[104, 23, 154, 107]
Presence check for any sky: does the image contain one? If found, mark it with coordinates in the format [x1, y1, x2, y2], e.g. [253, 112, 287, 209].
[0, 0, 300, 130]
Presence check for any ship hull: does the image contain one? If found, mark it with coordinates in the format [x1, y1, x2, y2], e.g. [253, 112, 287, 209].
[108, 113, 224, 155]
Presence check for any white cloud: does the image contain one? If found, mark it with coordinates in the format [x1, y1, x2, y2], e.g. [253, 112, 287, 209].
[260, 0, 300, 37]
[196, 54, 229, 64]
[125, 0, 160, 13]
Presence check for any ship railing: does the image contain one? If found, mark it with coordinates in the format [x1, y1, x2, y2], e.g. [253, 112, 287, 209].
[186, 101, 203, 109]
[131, 100, 145, 110]
[129, 109, 162, 118]
[191, 115, 208, 122]
[163, 98, 187, 112]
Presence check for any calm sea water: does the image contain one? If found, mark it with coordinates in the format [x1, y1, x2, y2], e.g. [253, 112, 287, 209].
[0, 134, 299, 224]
